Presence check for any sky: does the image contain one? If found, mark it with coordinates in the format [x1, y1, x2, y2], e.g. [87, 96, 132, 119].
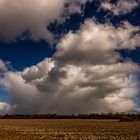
[0, 0, 140, 114]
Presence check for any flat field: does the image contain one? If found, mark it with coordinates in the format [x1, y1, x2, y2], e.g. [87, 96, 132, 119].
[0, 119, 140, 140]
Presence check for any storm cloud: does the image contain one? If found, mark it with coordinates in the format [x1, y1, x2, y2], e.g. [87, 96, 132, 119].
[0, 19, 140, 114]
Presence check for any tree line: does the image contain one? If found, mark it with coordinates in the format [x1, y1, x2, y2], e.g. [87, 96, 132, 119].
[0, 113, 140, 121]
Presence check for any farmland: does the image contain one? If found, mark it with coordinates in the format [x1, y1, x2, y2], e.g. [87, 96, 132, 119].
[0, 119, 140, 140]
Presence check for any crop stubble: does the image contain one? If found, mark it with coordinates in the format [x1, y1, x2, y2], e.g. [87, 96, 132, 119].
[0, 119, 139, 140]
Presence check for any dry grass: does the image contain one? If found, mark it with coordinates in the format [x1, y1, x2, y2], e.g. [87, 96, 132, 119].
[0, 119, 140, 140]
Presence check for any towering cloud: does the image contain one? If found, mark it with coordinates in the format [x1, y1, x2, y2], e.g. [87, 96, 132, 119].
[0, 20, 140, 114]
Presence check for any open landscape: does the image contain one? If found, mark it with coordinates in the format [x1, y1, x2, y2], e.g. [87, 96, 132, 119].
[0, 1, 140, 140]
[0, 119, 140, 140]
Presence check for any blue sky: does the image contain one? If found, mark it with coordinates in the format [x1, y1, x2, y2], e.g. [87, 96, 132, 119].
[0, 0, 140, 114]
[0, 40, 55, 70]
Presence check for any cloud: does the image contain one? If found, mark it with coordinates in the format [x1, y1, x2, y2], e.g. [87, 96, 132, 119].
[101, 0, 139, 15]
[0, 59, 7, 73]
[0, 61, 139, 114]
[0, 59, 11, 77]
[0, 20, 140, 114]
[64, 0, 92, 15]
[0, 0, 90, 42]
[21, 58, 55, 82]
[0, 102, 11, 114]
[55, 20, 140, 65]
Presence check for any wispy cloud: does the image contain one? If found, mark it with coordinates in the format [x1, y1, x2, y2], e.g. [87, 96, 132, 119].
[101, 0, 139, 15]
